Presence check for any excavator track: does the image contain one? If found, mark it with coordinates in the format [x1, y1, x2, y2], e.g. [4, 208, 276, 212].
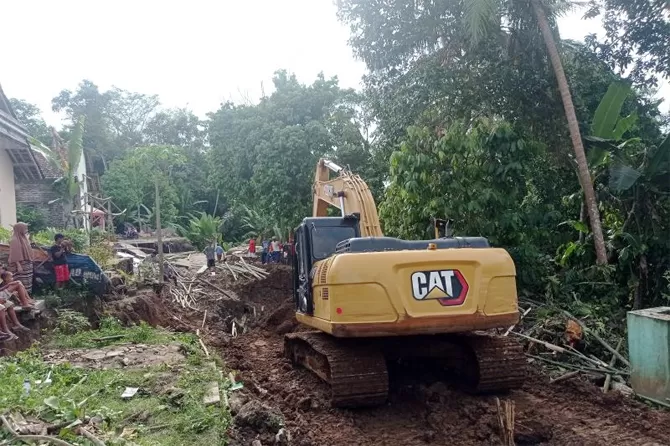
[284, 331, 525, 408]
[284, 331, 389, 408]
[386, 332, 526, 393]
[457, 333, 527, 392]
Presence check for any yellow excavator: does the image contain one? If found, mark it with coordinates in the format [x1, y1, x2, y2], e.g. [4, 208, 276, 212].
[284, 159, 525, 407]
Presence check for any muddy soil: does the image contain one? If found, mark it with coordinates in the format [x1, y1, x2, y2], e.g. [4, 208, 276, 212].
[43, 343, 187, 369]
[106, 265, 670, 446]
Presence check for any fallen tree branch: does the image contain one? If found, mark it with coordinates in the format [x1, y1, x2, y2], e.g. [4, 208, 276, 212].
[77, 427, 106, 446]
[549, 370, 580, 384]
[1, 415, 76, 446]
[91, 334, 126, 342]
[603, 339, 623, 393]
[526, 353, 628, 376]
[196, 329, 210, 358]
[504, 307, 532, 336]
[197, 278, 238, 300]
[495, 398, 515, 446]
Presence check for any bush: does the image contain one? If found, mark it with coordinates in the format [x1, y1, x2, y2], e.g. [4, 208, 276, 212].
[0, 227, 10, 243]
[53, 309, 92, 335]
[32, 228, 89, 251]
[16, 205, 47, 232]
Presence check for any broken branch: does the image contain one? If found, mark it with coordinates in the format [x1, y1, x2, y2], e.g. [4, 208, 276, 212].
[1, 415, 76, 446]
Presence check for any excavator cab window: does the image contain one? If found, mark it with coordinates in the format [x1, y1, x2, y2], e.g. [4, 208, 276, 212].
[311, 226, 357, 260]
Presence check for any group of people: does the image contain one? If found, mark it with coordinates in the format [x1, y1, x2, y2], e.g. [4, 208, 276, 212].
[249, 237, 291, 264]
[0, 223, 72, 341]
[204, 242, 225, 271]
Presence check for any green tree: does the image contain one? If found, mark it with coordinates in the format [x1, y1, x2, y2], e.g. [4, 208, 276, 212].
[8, 98, 51, 144]
[144, 108, 206, 149]
[52, 80, 115, 162]
[52, 80, 162, 163]
[207, 71, 371, 228]
[106, 87, 160, 150]
[30, 117, 86, 227]
[585, 0, 670, 85]
[102, 146, 186, 225]
[338, 0, 608, 264]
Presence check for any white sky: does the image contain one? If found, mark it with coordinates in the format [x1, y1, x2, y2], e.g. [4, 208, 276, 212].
[1, 0, 667, 128]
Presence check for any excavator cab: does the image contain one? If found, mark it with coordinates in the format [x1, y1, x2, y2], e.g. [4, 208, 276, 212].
[292, 215, 361, 315]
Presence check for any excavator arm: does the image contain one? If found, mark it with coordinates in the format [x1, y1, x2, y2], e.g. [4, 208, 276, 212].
[313, 158, 383, 237]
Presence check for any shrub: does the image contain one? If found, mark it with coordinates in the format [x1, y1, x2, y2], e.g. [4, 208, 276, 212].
[0, 227, 10, 243]
[16, 205, 47, 232]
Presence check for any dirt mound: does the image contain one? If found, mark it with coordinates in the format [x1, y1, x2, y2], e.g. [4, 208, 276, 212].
[103, 292, 180, 329]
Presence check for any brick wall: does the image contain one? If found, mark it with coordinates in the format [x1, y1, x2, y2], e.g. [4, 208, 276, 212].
[15, 180, 67, 228]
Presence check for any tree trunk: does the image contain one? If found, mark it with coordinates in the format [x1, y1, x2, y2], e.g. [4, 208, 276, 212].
[531, 0, 608, 266]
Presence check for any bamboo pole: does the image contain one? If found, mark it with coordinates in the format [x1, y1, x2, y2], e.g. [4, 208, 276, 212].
[603, 339, 623, 393]
[155, 179, 164, 285]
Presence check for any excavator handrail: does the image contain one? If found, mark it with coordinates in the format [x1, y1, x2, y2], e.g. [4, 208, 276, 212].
[313, 158, 383, 237]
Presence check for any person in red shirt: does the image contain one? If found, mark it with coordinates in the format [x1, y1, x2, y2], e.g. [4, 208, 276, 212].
[248, 238, 256, 256]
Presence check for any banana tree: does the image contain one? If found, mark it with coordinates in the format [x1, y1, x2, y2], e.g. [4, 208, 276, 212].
[584, 82, 670, 308]
[174, 212, 223, 250]
[30, 116, 86, 228]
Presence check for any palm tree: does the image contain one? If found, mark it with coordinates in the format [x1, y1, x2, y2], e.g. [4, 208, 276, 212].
[465, 0, 608, 265]
[30, 116, 86, 228]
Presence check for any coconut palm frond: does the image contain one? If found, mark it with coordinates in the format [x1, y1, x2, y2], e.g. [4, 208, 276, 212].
[464, 0, 500, 45]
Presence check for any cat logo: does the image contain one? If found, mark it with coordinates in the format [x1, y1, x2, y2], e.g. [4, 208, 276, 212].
[410, 269, 469, 306]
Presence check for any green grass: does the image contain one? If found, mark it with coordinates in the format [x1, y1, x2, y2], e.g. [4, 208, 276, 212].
[1, 322, 231, 445]
[46, 317, 195, 350]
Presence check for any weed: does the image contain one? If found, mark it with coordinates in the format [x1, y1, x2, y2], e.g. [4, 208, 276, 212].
[53, 310, 91, 335]
[0, 324, 229, 445]
[46, 316, 195, 349]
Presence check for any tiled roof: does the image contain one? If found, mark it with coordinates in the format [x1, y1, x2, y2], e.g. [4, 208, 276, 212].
[0, 83, 44, 180]
[31, 149, 62, 179]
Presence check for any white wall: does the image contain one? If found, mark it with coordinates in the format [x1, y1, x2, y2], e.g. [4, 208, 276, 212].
[75, 152, 90, 230]
[0, 147, 17, 228]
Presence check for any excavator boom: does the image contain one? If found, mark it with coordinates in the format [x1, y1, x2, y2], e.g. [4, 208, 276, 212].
[312, 158, 383, 237]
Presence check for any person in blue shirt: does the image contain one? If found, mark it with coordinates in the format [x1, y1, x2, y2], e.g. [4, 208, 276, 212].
[215, 244, 224, 262]
[261, 239, 270, 264]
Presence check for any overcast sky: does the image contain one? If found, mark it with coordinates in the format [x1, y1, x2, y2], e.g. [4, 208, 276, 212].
[2, 0, 668, 128]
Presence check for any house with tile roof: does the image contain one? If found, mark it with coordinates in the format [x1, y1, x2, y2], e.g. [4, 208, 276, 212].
[0, 84, 44, 228]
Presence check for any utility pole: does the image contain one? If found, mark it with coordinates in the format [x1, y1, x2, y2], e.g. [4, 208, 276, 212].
[155, 179, 164, 285]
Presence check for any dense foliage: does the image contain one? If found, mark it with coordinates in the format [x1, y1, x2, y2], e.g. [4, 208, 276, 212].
[206, 70, 373, 231]
[8, 4, 669, 316]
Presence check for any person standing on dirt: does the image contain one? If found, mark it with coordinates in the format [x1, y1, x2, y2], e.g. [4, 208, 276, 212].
[261, 238, 270, 264]
[204, 243, 216, 271]
[215, 244, 224, 262]
[248, 238, 256, 257]
[271, 237, 281, 263]
[50, 234, 70, 289]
